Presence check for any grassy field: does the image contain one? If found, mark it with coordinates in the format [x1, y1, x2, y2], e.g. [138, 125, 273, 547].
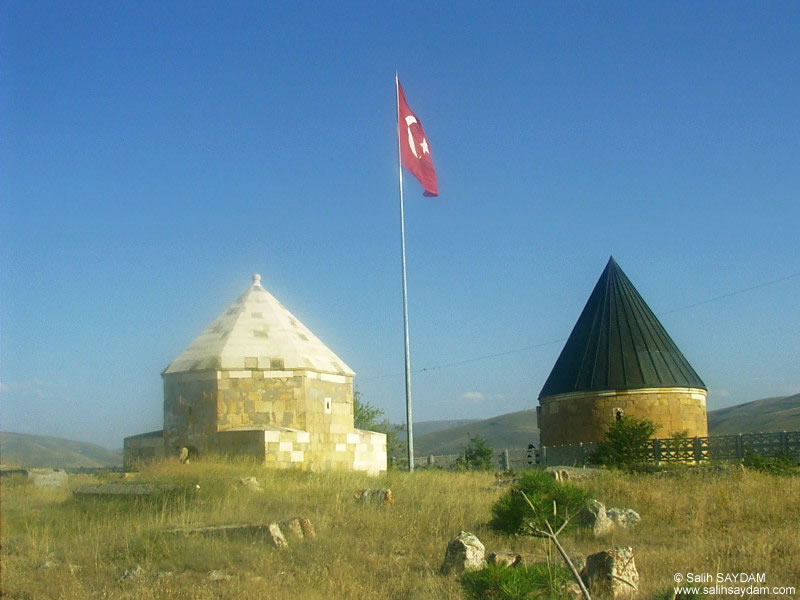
[1, 459, 798, 599]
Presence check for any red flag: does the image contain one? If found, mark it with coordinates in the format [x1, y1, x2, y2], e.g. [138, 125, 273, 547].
[397, 80, 438, 197]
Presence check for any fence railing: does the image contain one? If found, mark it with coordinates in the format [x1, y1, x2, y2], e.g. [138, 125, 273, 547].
[393, 431, 800, 471]
[539, 430, 800, 467]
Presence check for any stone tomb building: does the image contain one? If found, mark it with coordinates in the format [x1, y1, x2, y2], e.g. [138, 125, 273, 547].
[538, 257, 708, 446]
[124, 274, 387, 475]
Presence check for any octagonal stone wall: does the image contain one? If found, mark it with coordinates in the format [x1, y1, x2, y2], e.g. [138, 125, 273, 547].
[538, 387, 708, 446]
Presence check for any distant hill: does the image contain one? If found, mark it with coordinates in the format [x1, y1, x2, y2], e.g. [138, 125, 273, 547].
[708, 393, 800, 435]
[412, 409, 539, 456]
[407, 393, 800, 457]
[0, 432, 122, 468]
[395, 419, 481, 437]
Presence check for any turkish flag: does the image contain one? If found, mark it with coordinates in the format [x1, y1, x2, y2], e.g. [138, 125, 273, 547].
[397, 81, 438, 197]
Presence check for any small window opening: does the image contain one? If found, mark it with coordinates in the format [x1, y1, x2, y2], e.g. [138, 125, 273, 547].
[324, 397, 332, 414]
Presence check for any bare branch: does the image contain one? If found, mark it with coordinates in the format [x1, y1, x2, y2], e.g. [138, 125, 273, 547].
[518, 491, 591, 600]
[609, 573, 638, 590]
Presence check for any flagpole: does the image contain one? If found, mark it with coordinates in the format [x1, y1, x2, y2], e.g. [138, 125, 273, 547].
[395, 72, 415, 472]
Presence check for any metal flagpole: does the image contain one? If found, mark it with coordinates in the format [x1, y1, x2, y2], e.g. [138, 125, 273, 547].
[395, 72, 415, 472]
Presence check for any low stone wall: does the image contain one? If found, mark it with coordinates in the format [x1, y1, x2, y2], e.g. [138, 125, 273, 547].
[217, 425, 387, 476]
[123, 430, 165, 470]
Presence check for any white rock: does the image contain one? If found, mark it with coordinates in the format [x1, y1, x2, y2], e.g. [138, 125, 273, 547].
[584, 499, 615, 536]
[607, 508, 641, 529]
[440, 531, 486, 575]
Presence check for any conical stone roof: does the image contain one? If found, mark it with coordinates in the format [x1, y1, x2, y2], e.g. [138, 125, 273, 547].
[164, 274, 354, 376]
[539, 257, 705, 398]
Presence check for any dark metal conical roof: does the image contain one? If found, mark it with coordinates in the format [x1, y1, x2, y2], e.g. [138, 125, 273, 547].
[539, 257, 706, 398]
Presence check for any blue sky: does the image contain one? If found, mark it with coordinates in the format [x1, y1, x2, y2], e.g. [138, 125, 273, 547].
[2, 2, 798, 449]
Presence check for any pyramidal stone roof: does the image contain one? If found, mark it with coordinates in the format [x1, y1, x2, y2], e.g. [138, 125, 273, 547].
[164, 274, 354, 376]
[539, 257, 705, 398]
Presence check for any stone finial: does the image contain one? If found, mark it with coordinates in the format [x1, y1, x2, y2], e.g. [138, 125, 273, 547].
[253, 273, 262, 286]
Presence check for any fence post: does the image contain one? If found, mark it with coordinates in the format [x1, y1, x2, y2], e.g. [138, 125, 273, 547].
[541, 445, 547, 467]
[578, 442, 585, 465]
[502, 449, 510, 472]
[653, 438, 661, 464]
[782, 431, 789, 454]
[693, 437, 702, 464]
[427, 455, 434, 467]
[736, 434, 744, 459]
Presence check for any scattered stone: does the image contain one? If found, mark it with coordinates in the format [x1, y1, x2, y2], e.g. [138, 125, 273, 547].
[73, 483, 179, 498]
[580, 546, 639, 599]
[207, 569, 231, 581]
[440, 531, 486, 575]
[119, 472, 138, 480]
[607, 508, 641, 529]
[119, 565, 145, 582]
[354, 488, 394, 506]
[238, 476, 263, 492]
[179, 447, 190, 464]
[486, 551, 523, 567]
[153, 571, 174, 580]
[39, 559, 58, 570]
[551, 469, 571, 482]
[279, 517, 315, 540]
[267, 522, 288, 549]
[545, 466, 605, 482]
[28, 469, 68, 487]
[166, 520, 310, 549]
[583, 499, 615, 536]
[563, 581, 585, 600]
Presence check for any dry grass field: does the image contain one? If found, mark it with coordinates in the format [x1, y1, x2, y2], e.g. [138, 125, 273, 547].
[1, 459, 798, 599]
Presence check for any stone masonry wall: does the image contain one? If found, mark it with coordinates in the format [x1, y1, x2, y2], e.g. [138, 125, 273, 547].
[216, 370, 305, 430]
[163, 371, 219, 455]
[123, 430, 165, 470]
[538, 387, 708, 446]
[217, 426, 387, 476]
[214, 369, 354, 438]
[161, 368, 386, 474]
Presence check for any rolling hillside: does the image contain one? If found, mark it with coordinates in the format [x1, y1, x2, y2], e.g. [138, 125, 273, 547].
[708, 393, 800, 435]
[412, 409, 539, 456]
[395, 418, 480, 437]
[409, 393, 800, 456]
[0, 432, 122, 468]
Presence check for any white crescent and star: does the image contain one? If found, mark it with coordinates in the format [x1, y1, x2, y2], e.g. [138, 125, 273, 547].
[404, 114, 430, 159]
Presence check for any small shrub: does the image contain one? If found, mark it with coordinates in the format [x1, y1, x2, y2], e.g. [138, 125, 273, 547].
[455, 434, 495, 471]
[460, 563, 571, 600]
[589, 415, 659, 468]
[489, 470, 591, 536]
[742, 451, 798, 476]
